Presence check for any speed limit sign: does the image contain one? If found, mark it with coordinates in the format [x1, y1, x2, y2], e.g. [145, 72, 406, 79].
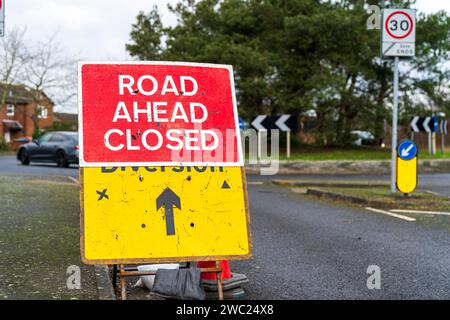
[382, 9, 416, 57]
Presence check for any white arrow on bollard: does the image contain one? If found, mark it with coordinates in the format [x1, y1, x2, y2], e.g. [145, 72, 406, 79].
[251, 115, 267, 159]
[401, 144, 414, 158]
[275, 115, 291, 131]
[251, 115, 267, 131]
[410, 116, 420, 132]
[423, 117, 431, 133]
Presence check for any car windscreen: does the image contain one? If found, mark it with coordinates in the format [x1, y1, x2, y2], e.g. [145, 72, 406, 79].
[66, 133, 79, 142]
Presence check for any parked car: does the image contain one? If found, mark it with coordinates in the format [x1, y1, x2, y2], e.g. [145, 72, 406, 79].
[17, 131, 79, 167]
[350, 130, 377, 146]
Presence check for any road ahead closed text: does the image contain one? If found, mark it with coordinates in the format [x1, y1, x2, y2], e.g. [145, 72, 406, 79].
[78, 62, 242, 166]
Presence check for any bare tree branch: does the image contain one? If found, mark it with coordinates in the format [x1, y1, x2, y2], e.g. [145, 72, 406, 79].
[0, 27, 30, 109]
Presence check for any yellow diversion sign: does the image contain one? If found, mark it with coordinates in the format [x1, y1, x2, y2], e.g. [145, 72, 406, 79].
[80, 166, 252, 264]
[396, 140, 418, 194]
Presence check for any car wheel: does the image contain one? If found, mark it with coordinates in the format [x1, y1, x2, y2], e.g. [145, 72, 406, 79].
[19, 149, 30, 165]
[56, 151, 69, 168]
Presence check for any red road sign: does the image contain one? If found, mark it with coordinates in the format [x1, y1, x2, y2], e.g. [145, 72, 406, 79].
[385, 11, 414, 40]
[78, 62, 243, 167]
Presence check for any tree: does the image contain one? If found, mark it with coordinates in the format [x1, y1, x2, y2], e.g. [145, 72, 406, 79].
[23, 35, 76, 138]
[0, 28, 76, 140]
[0, 27, 30, 112]
[126, 0, 450, 146]
[125, 7, 164, 60]
[406, 10, 450, 118]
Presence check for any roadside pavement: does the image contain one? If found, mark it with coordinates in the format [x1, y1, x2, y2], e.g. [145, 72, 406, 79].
[0, 174, 97, 299]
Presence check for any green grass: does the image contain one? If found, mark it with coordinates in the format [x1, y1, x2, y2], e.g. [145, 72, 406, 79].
[323, 187, 450, 210]
[303, 186, 450, 231]
[0, 150, 15, 156]
[248, 146, 450, 161]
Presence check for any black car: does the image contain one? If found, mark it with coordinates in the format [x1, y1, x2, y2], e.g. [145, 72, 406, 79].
[17, 131, 79, 167]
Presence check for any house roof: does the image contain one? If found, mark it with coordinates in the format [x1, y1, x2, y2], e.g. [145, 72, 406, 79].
[0, 83, 54, 105]
[53, 112, 78, 123]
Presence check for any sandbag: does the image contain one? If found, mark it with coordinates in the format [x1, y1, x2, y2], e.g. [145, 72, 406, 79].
[152, 268, 206, 300]
[134, 264, 179, 290]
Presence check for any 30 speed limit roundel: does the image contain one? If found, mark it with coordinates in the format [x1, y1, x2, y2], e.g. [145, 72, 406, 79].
[381, 9, 416, 57]
[385, 11, 414, 40]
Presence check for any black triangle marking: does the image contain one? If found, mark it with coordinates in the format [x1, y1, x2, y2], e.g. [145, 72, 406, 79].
[221, 180, 230, 189]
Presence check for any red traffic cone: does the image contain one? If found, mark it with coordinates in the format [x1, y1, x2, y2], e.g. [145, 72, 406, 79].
[198, 260, 231, 280]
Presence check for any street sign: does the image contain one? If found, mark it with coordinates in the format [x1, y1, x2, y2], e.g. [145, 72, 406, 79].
[381, 9, 416, 57]
[410, 116, 438, 133]
[80, 166, 252, 264]
[440, 120, 448, 135]
[78, 61, 243, 167]
[433, 116, 439, 133]
[382, 9, 416, 192]
[238, 117, 245, 131]
[396, 140, 418, 194]
[250, 115, 298, 132]
[0, 0, 5, 37]
[397, 140, 417, 161]
[251, 114, 298, 158]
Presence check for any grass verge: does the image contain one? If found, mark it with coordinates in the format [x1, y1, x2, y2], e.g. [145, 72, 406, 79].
[316, 187, 450, 211]
[248, 146, 450, 161]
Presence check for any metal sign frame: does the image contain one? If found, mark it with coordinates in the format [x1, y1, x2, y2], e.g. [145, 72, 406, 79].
[79, 167, 253, 265]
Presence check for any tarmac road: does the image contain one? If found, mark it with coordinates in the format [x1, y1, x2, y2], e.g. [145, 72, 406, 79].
[0, 155, 79, 178]
[246, 172, 450, 197]
[233, 182, 450, 299]
[2, 155, 450, 299]
[1, 155, 449, 196]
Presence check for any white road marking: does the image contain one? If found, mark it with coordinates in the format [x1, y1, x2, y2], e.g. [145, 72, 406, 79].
[247, 181, 264, 185]
[365, 207, 416, 222]
[425, 190, 442, 196]
[67, 176, 79, 185]
[390, 209, 450, 216]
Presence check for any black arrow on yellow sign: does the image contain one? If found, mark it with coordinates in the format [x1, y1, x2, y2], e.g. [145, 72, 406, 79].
[156, 187, 181, 236]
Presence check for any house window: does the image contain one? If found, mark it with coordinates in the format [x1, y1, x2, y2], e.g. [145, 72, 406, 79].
[38, 106, 48, 119]
[6, 104, 14, 116]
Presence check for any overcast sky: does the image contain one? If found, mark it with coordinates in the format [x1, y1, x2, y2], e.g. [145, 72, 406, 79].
[4, 0, 450, 112]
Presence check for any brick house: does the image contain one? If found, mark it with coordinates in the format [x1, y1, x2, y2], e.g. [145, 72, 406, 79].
[0, 84, 54, 143]
[53, 112, 78, 131]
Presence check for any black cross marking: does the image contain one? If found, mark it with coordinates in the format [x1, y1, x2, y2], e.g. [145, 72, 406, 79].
[97, 189, 109, 201]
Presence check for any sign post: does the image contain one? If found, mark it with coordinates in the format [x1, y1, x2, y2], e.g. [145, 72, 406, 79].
[391, 56, 399, 193]
[440, 119, 448, 154]
[381, 8, 416, 193]
[432, 115, 438, 156]
[396, 140, 418, 195]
